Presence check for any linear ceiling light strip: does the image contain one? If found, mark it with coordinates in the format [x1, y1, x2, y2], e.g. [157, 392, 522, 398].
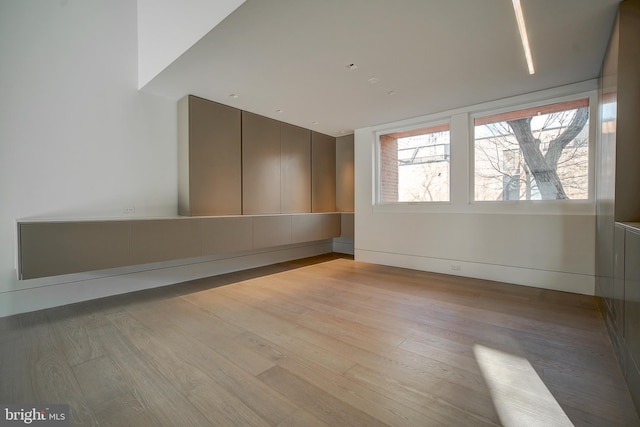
[512, 0, 535, 75]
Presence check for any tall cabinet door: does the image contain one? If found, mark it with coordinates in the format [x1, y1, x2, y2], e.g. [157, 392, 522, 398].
[615, 0, 640, 222]
[243, 111, 282, 214]
[336, 134, 355, 212]
[281, 123, 311, 213]
[625, 227, 640, 405]
[178, 96, 242, 216]
[311, 131, 336, 212]
[614, 224, 626, 333]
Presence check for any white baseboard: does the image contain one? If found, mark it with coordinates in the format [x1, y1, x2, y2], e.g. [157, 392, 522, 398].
[1, 241, 333, 317]
[355, 249, 595, 295]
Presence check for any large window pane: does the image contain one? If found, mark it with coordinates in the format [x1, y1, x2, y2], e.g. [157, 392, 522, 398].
[474, 99, 589, 201]
[380, 124, 450, 202]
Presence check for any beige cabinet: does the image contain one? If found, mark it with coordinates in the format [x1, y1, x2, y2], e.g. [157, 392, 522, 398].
[18, 214, 342, 279]
[613, 2, 640, 223]
[596, 0, 640, 413]
[281, 123, 311, 213]
[242, 111, 282, 214]
[291, 214, 323, 243]
[243, 114, 314, 215]
[624, 226, 640, 408]
[312, 131, 336, 212]
[19, 221, 130, 279]
[178, 96, 242, 216]
[201, 217, 253, 255]
[321, 213, 341, 239]
[130, 219, 201, 265]
[340, 213, 354, 238]
[336, 134, 354, 212]
[179, 96, 343, 217]
[253, 216, 292, 248]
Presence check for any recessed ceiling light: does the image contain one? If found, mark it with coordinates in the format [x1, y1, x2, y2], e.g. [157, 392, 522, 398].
[346, 63, 358, 70]
[229, 93, 239, 98]
[368, 77, 380, 84]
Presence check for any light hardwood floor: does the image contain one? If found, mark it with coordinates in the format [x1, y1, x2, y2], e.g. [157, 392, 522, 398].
[1, 254, 638, 426]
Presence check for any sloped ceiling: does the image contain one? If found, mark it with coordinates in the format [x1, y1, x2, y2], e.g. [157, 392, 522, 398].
[141, 0, 619, 137]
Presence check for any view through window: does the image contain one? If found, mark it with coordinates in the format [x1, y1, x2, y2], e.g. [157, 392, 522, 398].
[474, 99, 590, 201]
[379, 124, 450, 202]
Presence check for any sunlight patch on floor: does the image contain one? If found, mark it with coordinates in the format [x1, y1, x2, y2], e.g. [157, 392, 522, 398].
[473, 344, 574, 427]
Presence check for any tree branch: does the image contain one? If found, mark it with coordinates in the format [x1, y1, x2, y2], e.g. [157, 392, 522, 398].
[544, 107, 589, 170]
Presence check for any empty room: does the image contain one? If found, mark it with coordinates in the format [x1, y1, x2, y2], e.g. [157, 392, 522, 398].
[1, 0, 640, 425]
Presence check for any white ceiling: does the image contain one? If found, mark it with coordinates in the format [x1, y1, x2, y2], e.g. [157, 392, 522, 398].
[141, 0, 619, 137]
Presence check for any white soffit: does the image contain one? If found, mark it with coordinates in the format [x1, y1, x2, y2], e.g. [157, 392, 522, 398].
[137, 0, 245, 89]
[142, 0, 619, 136]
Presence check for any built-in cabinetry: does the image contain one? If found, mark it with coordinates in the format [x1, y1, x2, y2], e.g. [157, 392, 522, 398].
[609, 223, 640, 406]
[596, 0, 640, 413]
[242, 111, 314, 214]
[18, 213, 342, 280]
[18, 97, 354, 281]
[242, 112, 282, 214]
[179, 95, 338, 216]
[178, 96, 242, 216]
[281, 123, 312, 213]
[18, 221, 131, 279]
[336, 134, 355, 212]
[312, 131, 336, 212]
[626, 228, 640, 391]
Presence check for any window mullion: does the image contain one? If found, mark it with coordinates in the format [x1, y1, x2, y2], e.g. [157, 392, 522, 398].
[450, 112, 469, 208]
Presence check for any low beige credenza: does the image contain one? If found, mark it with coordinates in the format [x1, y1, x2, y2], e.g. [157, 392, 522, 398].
[17, 213, 350, 280]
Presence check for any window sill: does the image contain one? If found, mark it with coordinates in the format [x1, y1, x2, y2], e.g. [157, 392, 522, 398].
[372, 200, 595, 216]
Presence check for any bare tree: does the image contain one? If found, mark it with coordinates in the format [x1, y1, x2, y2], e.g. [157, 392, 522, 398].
[475, 107, 589, 201]
[506, 107, 589, 200]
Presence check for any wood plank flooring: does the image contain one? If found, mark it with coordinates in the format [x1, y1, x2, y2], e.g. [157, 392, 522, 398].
[1, 254, 638, 426]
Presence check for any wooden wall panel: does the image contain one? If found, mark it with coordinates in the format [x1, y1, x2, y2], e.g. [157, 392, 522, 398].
[19, 222, 130, 279]
[130, 219, 201, 265]
[253, 216, 291, 249]
[201, 217, 253, 255]
[243, 112, 282, 214]
[179, 96, 242, 216]
[281, 123, 311, 213]
[311, 131, 336, 212]
[336, 134, 354, 212]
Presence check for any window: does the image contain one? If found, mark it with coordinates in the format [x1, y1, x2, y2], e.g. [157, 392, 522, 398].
[379, 123, 450, 203]
[373, 85, 595, 213]
[474, 98, 590, 201]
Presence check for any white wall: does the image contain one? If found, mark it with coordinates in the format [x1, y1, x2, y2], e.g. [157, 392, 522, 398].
[354, 83, 598, 295]
[0, 0, 178, 316]
[137, 0, 245, 88]
[0, 0, 337, 318]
